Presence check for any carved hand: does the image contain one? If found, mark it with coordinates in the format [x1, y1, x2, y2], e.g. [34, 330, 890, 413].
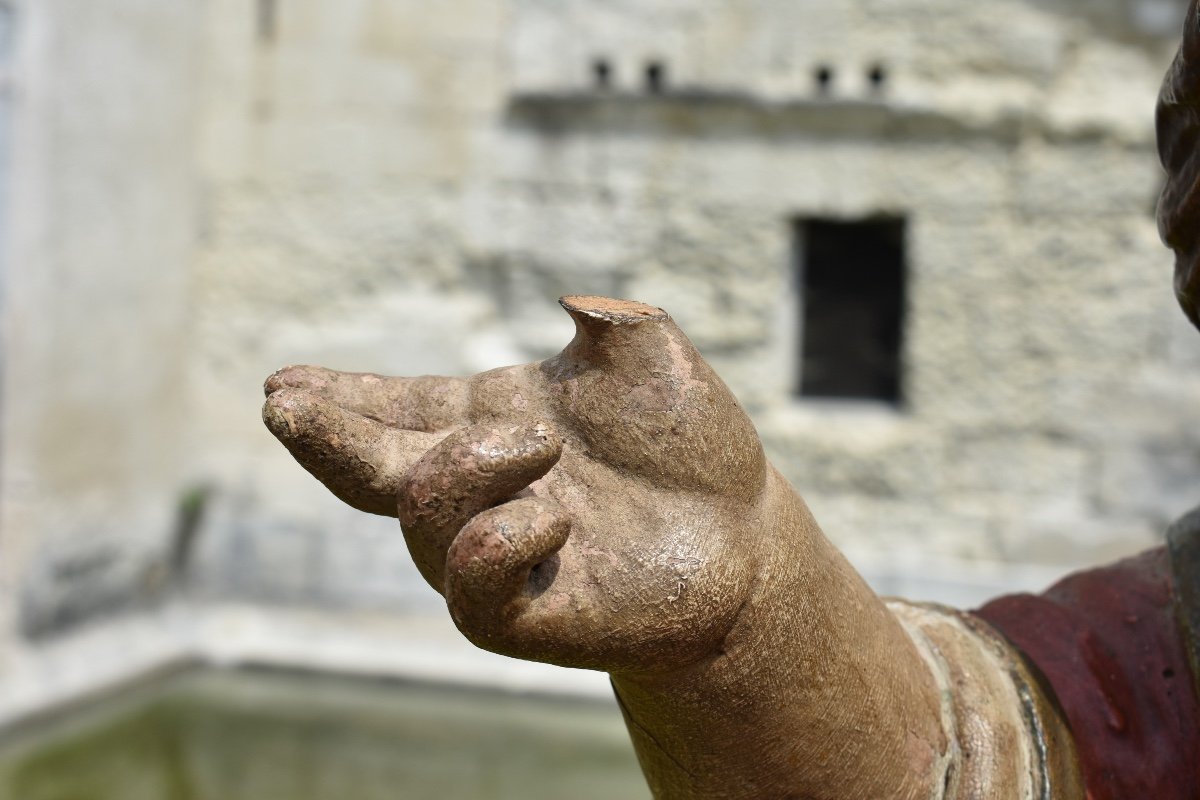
[262, 296, 965, 799]
[262, 297, 770, 673]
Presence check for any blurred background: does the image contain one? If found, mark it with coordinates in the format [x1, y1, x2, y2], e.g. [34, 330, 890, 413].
[1, 0, 1198, 797]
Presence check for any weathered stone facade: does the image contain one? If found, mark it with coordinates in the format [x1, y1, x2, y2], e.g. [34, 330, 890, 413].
[2, 0, 1196, 635]
[0, 0, 203, 638]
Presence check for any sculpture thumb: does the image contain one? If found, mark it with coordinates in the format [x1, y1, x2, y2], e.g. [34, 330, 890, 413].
[550, 295, 767, 499]
[555, 294, 717, 393]
[557, 295, 675, 365]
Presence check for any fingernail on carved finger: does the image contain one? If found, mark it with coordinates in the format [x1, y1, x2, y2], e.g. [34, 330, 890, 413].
[445, 498, 571, 634]
[262, 388, 440, 517]
[264, 365, 327, 396]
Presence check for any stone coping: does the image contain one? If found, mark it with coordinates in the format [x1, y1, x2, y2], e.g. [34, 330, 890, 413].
[0, 602, 614, 735]
[0, 558, 1069, 734]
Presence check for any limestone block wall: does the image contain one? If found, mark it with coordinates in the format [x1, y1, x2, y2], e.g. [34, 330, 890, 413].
[4, 0, 1197, 633]
[187, 0, 1200, 613]
[489, 0, 1198, 569]
[184, 0, 519, 610]
[0, 0, 204, 636]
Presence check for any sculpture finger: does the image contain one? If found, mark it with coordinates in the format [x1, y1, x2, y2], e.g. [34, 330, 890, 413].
[399, 421, 562, 590]
[263, 388, 441, 516]
[444, 497, 571, 637]
[265, 365, 469, 432]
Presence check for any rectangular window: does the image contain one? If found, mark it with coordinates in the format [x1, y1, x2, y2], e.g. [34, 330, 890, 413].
[795, 217, 907, 403]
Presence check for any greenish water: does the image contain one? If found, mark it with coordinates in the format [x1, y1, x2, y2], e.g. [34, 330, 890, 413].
[0, 669, 651, 800]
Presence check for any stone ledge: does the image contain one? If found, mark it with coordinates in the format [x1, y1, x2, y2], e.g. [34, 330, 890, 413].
[0, 601, 613, 735]
[0, 558, 1082, 734]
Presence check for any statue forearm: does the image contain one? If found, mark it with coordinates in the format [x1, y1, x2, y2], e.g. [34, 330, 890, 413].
[609, 471, 1084, 800]
[263, 295, 1095, 797]
[609, 472, 950, 800]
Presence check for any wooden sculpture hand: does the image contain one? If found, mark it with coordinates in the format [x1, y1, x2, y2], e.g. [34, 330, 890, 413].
[263, 296, 968, 800]
[263, 297, 770, 673]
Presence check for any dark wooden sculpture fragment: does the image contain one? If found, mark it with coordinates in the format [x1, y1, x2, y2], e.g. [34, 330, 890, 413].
[1158, 0, 1200, 328]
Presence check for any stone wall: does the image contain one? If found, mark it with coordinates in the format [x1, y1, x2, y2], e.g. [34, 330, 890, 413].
[3, 0, 1197, 633]
[480, 0, 1200, 570]
[0, 0, 203, 636]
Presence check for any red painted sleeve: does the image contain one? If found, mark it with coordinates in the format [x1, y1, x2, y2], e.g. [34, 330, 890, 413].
[975, 548, 1200, 800]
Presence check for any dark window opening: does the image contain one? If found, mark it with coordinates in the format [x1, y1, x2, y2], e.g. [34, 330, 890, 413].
[644, 61, 665, 94]
[592, 58, 612, 90]
[795, 217, 907, 403]
[814, 64, 834, 95]
[867, 63, 887, 92]
[257, 0, 277, 43]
